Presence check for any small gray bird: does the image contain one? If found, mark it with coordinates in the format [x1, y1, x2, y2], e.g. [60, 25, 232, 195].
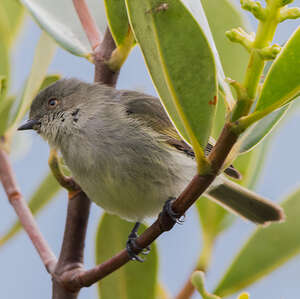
[18, 79, 284, 260]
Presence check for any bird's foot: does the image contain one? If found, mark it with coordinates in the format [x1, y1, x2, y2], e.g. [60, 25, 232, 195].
[126, 222, 151, 262]
[163, 198, 185, 224]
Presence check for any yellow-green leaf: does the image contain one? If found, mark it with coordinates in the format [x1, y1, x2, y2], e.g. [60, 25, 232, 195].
[255, 26, 300, 113]
[39, 74, 61, 91]
[239, 104, 289, 153]
[8, 31, 56, 132]
[0, 96, 14, 136]
[104, 0, 131, 46]
[0, 171, 61, 247]
[200, 0, 251, 137]
[214, 188, 300, 297]
[126, 0, 217, 157]
[0, 0, 25, 44]
[156, 284, 170, 299]
[196, 0, 254, 241]
[96, 213, 158, 299]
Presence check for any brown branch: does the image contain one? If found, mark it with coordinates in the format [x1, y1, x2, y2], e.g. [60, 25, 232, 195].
[52, 191, 90, 297]
[0, 143, 57, 273]
[52, 123, 239, 291]
[175, 278, 195, 299]
[93, 28, 119, 86]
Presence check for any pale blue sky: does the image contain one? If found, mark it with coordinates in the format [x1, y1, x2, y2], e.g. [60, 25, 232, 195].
[1, 2, 300, 298]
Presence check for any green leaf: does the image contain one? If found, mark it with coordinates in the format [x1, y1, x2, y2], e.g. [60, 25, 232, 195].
[0, 41, 9, 84]
[192, 271, 220, 299]
[0, 171, 61, 247]
[197, 197, 231, 240]
[199, 0, 251, 137]
[156, 284, 170, 299]
[126, 0, 217, 156]
[239, 104, 289, 153]
[39, 74, 61, 91]
[21, 0, 106, 58]
[96, 214, 158, 299]
[182, 0, 236, 110]
[0, 0, 25, 44]
[234, 138, 270, 189]
[104, 0, 131, 46]
[0, 96, 14, 136]
[196, 0, 253, 241]
[8, 31, 56, 132]
[214, 188, 300, 297]
[0, 76, 6, 95]
[255, 26, 300, 113]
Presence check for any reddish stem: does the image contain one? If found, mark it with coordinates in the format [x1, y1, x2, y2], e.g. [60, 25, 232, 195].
[72, 0, 101, 49]
[0, 146, 57, 273]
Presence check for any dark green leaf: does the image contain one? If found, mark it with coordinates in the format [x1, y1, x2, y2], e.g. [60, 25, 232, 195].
[126, 0, 217, 155]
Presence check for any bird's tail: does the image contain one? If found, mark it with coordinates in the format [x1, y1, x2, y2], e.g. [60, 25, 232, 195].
[206, 177, 285, 225]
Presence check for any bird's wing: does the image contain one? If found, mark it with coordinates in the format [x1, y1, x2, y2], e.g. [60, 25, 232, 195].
[118, 89, 241, 179]
[118, 90, 194, 156]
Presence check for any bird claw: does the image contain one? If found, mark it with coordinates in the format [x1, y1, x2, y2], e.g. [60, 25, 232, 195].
[163, 198, 185, 224]
[126, 224, 151, 262]
[126, 238, 145, 262]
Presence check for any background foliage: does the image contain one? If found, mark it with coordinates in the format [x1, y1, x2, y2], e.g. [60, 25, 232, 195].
[0, 0, 300, 298]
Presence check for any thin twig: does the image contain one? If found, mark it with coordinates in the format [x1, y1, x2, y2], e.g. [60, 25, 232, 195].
[52, 191, 90, 296]
[72, 0, 101, 50]
[0, 144, 57, 273]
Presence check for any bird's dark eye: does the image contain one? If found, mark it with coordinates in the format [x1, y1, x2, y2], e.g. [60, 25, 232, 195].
[48, 98, 59, 108]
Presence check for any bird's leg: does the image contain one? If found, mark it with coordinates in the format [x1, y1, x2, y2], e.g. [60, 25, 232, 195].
[163, 197, 185, 224]
[126, 222, 150, 262]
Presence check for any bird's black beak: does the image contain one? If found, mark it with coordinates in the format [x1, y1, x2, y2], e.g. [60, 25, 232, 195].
[18, 119, 40, 131]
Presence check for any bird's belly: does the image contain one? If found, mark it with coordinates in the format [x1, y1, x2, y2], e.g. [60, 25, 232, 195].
[72, 169, 175, 222]
[64, 143, 196, 222]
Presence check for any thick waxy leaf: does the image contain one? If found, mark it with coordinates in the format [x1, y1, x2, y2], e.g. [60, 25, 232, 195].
[196, 0, 254, 241]
[200, 0, 250, 137]
[0, 172, 61, 247]
[126, 0, 217, 154]
[182, 0, 237, 111]
[21, 0, 106, 58]
[104, 0, 131, 46]
[239, 104, 289, 153]
[96, 214, 158, 299]
[8, 32, 56, 132]
[255, 26, 300, 113]
[214, 188, 300, 297]
[0, 0, 25, 44]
